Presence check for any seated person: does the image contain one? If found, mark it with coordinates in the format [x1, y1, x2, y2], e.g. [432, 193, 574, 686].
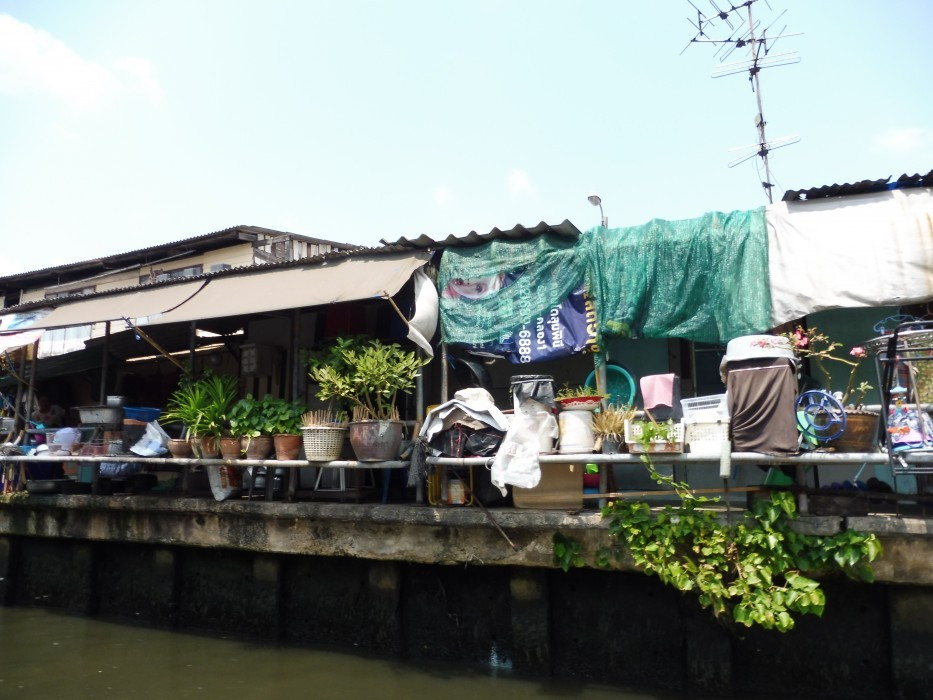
[32, 395, 65, 428]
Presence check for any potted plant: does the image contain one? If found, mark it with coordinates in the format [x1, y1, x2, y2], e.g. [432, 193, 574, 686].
[624, 416, 684, 454]
[161, 372, 238, 458]
[263, 396, 307, 460]
[309, 338, 428, 461]
[300, 409, 349, 462]
[555, 385, 606, 412]
[783, 325, 878, 452]
[227, 393, 274, 460]
[592, 403, 635, 454]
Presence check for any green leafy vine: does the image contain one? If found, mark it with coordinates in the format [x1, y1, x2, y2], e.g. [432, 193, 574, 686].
[553, 449, 882, 632]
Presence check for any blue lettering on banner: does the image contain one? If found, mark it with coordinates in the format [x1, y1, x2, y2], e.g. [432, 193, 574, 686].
[462, 284, 596, 364]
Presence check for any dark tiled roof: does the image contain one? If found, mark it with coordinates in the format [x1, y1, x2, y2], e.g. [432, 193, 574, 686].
[782, 170, 933, 202]
[389, 220, 581, 249]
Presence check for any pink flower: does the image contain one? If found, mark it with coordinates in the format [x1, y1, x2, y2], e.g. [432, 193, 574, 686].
[849, 346, 867, 359]
[793, 329, 809, 349]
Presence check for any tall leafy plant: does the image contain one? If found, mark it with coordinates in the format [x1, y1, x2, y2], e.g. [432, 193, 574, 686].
[309, 338, 428, 421]
[161, 371, 238, 439]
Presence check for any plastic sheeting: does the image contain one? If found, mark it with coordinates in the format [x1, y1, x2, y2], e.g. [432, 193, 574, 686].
[439, 234, 583, 345]
[585, 208, 772, 344]
[766, 187, 933, 325]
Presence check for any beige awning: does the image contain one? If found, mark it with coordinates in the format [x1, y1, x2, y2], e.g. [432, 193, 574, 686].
[3, 253, 431, 330]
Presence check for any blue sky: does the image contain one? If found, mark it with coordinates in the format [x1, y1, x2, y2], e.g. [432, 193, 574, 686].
[0, 0, 930, 275]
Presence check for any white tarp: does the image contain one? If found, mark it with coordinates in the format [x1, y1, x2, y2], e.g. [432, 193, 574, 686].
[767, 187, 933, 325]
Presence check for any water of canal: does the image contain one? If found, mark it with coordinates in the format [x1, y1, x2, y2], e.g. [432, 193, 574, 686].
[0, 606, 694, 700]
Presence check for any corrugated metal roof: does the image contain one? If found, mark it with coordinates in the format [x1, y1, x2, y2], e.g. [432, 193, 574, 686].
[0, 225, 356, 286]
[0, 242, 424, 316]
[782, 170, 933, 202]
[388, 220, 581, 249]
[0, 219, 579, 316]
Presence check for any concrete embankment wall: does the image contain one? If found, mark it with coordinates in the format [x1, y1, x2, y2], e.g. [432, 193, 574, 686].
[0, 496, 931, 699]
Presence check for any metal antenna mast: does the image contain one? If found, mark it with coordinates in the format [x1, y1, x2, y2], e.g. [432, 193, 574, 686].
[682, 0, 801, 203]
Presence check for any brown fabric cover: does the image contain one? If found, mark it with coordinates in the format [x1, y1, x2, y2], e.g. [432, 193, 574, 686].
[727, 357, 799, 455]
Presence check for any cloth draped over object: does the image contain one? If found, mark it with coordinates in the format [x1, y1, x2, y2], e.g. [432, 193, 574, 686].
[726, 357, 799, 455]
[766, 188, 933, 326]
[406, 268, 439, 357]
[439, 234, 583, 345]
[584, 208, 772, 345]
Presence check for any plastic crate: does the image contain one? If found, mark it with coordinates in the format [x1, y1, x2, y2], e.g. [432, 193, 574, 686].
[624, 420, 684, 454]
[123, 406, 161, 422]
[680, 394, 727, 422]
[685, 420, 730, 455]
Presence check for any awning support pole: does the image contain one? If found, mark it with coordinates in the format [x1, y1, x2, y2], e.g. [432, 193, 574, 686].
[121, 318, 187, 373]
[440, 343, 449, 403]
[24, 340, 39, 431]
[98, 321, 111, 404]
[188, 321, 196, 373]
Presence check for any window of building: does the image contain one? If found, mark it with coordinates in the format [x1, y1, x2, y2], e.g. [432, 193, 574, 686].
[45, 286, 96, 300]
[139, 264, 203, 285]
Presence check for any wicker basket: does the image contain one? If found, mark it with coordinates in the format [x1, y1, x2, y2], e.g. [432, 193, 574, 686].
[300, 426, 347, 461]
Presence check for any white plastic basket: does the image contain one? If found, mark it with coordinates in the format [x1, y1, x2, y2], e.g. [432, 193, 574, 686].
[680, 394, 727, 423]
[300, 426, 346, 461]
[624, 419, 684, 454]
[685, 420, 730, 455]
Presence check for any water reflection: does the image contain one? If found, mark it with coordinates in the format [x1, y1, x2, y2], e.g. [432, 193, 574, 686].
[0, 607, 676, 699]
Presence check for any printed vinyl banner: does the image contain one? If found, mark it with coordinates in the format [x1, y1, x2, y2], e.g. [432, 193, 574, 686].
[460, 284, 597, 364]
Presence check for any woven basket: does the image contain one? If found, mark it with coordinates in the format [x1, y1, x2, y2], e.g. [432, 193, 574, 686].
[300, 426, 346, 461]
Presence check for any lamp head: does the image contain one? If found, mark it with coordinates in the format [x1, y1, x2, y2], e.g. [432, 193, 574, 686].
[587, 193, 602, 207]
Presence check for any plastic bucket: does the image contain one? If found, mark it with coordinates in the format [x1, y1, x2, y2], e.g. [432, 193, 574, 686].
[558, 410, 595, 454]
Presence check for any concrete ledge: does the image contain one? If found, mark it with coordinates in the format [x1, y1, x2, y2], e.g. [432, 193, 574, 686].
[0, 496, 930, 583]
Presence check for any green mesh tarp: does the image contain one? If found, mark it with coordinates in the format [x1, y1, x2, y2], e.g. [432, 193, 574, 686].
[583, 207, 772, 344]
[439, 234, 583, 345]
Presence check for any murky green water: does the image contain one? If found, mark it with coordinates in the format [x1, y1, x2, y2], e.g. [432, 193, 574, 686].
[0, 607, 681, 700]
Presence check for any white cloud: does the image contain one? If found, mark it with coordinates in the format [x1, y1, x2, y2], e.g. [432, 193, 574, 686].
[873, 127, 932, 153]
[434, 186, 452, 206]
[508, 169, 535, 196]
[0, 14, 161, 110]
[114, 57, 162, 105]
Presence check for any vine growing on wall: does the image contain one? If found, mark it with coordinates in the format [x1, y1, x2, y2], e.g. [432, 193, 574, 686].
[553, 450, 882, 633]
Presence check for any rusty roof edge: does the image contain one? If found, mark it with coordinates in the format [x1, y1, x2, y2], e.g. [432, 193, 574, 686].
[0, 244, 429, 317]
[0, 225, 357, 284]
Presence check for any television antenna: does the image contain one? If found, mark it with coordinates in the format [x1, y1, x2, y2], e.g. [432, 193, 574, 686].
[682, 0, 801, 203]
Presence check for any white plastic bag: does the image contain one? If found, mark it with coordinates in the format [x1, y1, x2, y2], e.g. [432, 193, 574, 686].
[129, 421, 170, 457]
[491, 399, 558, 496]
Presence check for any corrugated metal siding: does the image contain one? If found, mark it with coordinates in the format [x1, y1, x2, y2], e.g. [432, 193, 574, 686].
[782, 170, 933, 202]
[389, 220, 581, 249]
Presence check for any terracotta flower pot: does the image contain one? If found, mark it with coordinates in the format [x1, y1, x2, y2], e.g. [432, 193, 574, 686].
[219, 435, 242, 460]
[273, 433, 302, 460]
[167, 437, 193, 459]
[244, 435, 274, 460]
[198, 435, 220, 459]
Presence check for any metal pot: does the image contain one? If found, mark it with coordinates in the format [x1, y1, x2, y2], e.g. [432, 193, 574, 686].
[77, 405, 124, 425]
